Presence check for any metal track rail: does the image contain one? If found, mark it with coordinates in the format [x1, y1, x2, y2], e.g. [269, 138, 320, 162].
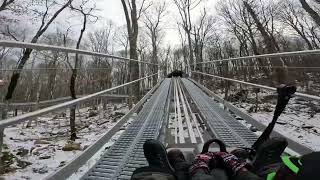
[0, 74, 158, 129]
[179, 79, 204, 143]
[192, 71, 320, 102]
[193, 48, 320, 65]
[0, 94, 129, 109]
[174, 78, 185, 143]
[189, 78, 313, 155]
[81, 79, 171, 180]
[0, 40, 158, 66]
[182, 78, 257, 147]
[176, 79, 197, 143]
[45, 81, 163, 180]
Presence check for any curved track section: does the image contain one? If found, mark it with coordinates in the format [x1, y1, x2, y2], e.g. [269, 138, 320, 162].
[81, 79, 171, 180]
[182, 78, 257, 147]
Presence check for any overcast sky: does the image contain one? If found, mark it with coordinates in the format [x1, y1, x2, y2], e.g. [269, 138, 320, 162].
[94, 0, 218, 47]
[4, 0, 218, 48]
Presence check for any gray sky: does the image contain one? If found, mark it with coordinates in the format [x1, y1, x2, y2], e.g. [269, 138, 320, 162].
[95, 0, 218, 47]
[1, 0, 219, 48]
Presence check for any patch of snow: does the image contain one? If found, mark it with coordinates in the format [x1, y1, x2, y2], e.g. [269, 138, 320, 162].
[1, 103, 129, 180]
[232, 97, 320, 151]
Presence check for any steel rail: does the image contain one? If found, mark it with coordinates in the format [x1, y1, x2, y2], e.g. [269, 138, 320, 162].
[221, 66, 320, 69]
[189, 78, 314, 155]
[173, 79, 178, 144]
[180, 79, 204, 143]
[81, 79, 171, 179]
[0, 73, 158, 129]
[183, 78, 255, 147]
[192, 71, 320, 102]
[0, 68, 113, 71]
[177, 78, 197, 143]
[0, 95, 129, 108]
[174, 78, 185, 143]
[193, 49, 320, 65]
[45, 80, 163, 180]
[0, 40, 159, 66]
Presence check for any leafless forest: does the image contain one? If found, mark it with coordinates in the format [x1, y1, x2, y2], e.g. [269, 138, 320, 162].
[0, 0, 320, 177]
[1, 0, 320, 102]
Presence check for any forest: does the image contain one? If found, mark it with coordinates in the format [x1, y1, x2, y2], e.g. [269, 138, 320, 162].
[0, 0, 320, 179]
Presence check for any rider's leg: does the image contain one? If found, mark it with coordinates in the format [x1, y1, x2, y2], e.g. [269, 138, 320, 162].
[131, 140, 175, 180]
[168, 149, 191, 180]
[252, 137, 288, 177]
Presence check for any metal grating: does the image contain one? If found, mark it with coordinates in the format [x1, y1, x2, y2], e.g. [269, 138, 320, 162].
[81, 79, 171, 180]
[182, 79, 257, 147]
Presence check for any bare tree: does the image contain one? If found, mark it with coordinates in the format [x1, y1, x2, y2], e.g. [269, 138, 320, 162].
[4, 0, 73, 103]
[279, 0, 315, 50]
[144, 2, 166, 86]
[88, 22, 114, 90]
[217, 0, 270, 79]
[243, 0, 287, 85]
[173, 0, 202, 74]
[300, 0, 320, 27]
[41, 30, 68, 99]
[193, 8, 215, 72]
[121, 0, 151, 105]
[67, 0, 98, 141]
[161, 45, 171, 76]
[0, 0, 15, 12]
[177, 24, 189, 72]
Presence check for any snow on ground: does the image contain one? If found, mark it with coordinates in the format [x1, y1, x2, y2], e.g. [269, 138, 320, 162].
[67, 115, 137, 180]
[0, 103, 129, 180]
[227, 91, 320, 151]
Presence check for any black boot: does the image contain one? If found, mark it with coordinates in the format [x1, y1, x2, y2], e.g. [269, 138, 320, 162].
[143, 139, 175, 172]
[131, 140, 175, 180]
[168, 149, 191, 180]
[253, 137, 288, 176]
[168, 149, 186, 167]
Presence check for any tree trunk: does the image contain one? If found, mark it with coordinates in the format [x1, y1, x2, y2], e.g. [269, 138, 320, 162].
[3, 0, 71, 102]
[243, 1, 287, 85]
[5, 49, 32, 100]
[0, 0, 15, 12]
[121, 0, 141, 102]
[152, 43, 158, 86]
[69, 69, 77, 141]
[187, 31, 194, 74]
[129, 41, 140, 100]
[300, 0, 320, 27]
[68, 5, 88, 141]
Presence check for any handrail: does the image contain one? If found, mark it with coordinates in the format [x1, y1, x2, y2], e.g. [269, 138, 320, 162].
[0, 40, 159, 66]
[192, 71, 320, 102]
[0, 94, 129, 108]
[45, 79, 163, 180]
[192, 49, 320, 65]
[0, 73, 157, 129]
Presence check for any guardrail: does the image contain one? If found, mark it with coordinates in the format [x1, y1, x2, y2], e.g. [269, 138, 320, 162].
[45, 79, 163, 180]
[0, 40, 159, 66]
[192, 49, 320, 65]
[0, 94, 129, 109]
[189, 78, 314, 155]
[0, 74, 158, 152]
[192, 71, 320, 102]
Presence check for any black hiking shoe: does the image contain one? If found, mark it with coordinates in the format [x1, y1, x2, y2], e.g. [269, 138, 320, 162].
[168, 149, 186, 167]
[143, 139, 175, 173]
[168, 149, 191, 180]
[253, 137, 288, 175]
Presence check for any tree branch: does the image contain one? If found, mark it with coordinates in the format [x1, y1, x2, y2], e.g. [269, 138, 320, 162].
[0, 0, 15, 12]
